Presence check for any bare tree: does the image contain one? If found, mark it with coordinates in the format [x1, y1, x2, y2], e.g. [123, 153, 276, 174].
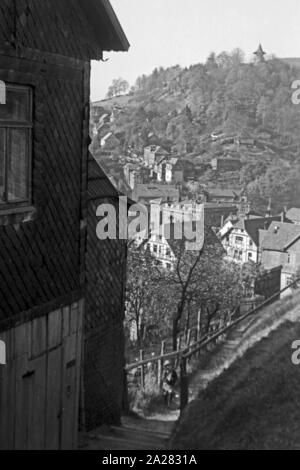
[158, 226, 243, 350]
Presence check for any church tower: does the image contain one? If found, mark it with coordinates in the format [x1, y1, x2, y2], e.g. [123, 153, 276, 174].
[254, 43, 267, 63]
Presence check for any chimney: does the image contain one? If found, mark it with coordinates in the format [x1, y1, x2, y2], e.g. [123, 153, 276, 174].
[281, 206, 287, 223]
[266, 198, 272, 218]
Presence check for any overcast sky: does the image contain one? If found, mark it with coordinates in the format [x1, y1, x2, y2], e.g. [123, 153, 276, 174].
[91, 0, 300, 101]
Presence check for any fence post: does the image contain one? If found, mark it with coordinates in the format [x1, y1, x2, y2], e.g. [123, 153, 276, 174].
[186, 329, 191, 347]
[180, 356, 188, 412]
[157, 340, 166, 387]
[139, 350, 144, 389]
[197, 309, 201, 342]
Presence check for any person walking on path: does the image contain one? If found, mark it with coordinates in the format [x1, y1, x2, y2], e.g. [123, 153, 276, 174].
[162, 360, 178, 408]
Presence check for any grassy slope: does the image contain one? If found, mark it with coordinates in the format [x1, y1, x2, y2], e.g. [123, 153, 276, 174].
[170, 295, 300, 450]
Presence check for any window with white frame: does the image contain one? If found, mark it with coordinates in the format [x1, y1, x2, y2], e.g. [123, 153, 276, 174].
[0, 84, 32, 207]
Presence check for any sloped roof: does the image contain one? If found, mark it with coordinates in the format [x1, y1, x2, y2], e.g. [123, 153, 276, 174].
[80, 0, 130, 52]
[208, 188, 240, 199]
[234, 217, 281, 246]
[286, 208, 300, 224]
[156, 156, 167, 165]
[133, 184, 179, 202]
[87, 153, 122, 199]
[169, 158, 179, 166]
[145, 146, 169, 155]
[261, 222, 300, 251]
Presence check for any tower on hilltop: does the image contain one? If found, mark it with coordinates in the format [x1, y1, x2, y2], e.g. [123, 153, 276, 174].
[254, 43, 267, 63]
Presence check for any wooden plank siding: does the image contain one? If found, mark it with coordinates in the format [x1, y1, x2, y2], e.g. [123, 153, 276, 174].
[0, 300, 84, 450]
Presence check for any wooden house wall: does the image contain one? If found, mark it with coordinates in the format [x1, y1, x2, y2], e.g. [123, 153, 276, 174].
[0, 0, 101, 60]
[0, 300, 83, 450]
[84, 193, 127, 430]
[0, 0, 129, 440]
[0, 54, 88, 323]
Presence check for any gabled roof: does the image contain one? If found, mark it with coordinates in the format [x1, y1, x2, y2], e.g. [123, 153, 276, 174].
[80, 0, 130, 52]
[207, 188, 241, 199]
[88, 153, 122, 199]
[169, 158, 179, 166]
[133, 184, 179, 202]
[233, 217, 282, 246]
[286, 208, 300, 224]
[261, 222, 300, 252]
[156, 156, 167, 166]
[145, 146, 169, 156]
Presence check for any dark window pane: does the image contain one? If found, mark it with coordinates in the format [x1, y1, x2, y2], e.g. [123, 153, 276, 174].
[0, 87, 30, 122]
[0, 129, 5, 201]
[7, 129, 29, 202]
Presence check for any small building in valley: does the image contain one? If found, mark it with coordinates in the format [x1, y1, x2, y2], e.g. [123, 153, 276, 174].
[221, 216, 283, 264]
[211, 157, 242, 172]
[261, 222, 300, 296]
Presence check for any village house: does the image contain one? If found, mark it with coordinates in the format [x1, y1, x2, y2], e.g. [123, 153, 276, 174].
[154, 157, 183, 184]
[100, 131, 120, 150]
[0, 0, 129, 450]
[146, 219, 222, 271]
[143, 145, 169, 168]
[124, 163, 137, 189]
[261, 222, 300, 296]
[221, 215, 283, 264]
[205, 188, 245, 204]
[165, 158, 184, 184]
[143, 201, 204, 269]
[204, 203, 239, 229]
[211, 157, 242, 172]
[132, 183, 180, 206]
[154, 155, 168, 182]
[146, 227, 177, 270]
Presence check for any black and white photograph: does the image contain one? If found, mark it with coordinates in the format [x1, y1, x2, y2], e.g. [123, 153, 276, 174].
[1, 0, 300, 454]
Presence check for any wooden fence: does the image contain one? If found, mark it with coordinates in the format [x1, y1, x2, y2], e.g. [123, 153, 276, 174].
[124, 278, 300, 415]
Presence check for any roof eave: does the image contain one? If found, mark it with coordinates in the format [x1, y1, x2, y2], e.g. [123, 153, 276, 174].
[81, 0, 130, 53]
[99, 0, 130, 51]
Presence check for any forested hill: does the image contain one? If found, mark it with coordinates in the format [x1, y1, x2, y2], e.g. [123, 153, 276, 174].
[93, 49, 300, 212]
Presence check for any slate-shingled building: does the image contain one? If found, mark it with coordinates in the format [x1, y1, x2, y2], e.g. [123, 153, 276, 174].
[85, 154, 128, 430]
[0, 0, 129, 450]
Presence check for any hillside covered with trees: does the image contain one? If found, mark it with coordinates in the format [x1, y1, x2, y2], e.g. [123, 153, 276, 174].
[93, 49, 300, 213]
